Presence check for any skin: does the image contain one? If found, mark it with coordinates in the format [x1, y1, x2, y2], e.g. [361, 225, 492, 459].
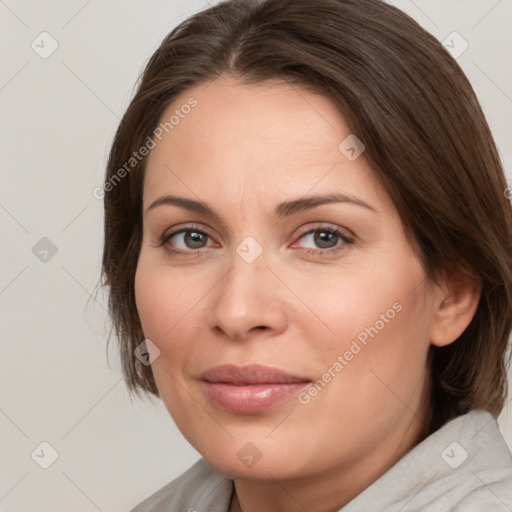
[134, 76, 480, 512]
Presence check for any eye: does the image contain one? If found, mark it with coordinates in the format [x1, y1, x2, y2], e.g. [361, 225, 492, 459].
[294, 225, 354, 255]
[158, 224, 215, 255]
[157, 223, 354, 257]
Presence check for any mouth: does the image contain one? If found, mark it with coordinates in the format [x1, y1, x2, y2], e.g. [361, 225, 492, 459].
[199, 364, 311, 414]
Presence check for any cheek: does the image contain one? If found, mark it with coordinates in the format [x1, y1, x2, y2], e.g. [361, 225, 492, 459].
[134, 261, 186, 345]
[134, 267, 163, 339]
[309, 259, 431, 382]
[297, 266, 409, 348]
[134, 257, 214, 372]
[134, 262, 192, 405]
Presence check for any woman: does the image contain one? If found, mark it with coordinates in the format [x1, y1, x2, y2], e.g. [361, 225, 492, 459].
[101, 0, 512, 510]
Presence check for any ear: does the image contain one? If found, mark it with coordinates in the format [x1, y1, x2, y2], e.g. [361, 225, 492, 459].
[430, 270, 481, 348]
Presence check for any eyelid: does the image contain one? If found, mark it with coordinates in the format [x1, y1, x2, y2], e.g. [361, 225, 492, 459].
[159, 223, 217, 246]
[290, 223, 354, 254]
[293, 222, 354, 241]
[157, 221, 355, 255]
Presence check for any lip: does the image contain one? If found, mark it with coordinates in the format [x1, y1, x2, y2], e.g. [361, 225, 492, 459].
[199, 364, 311, 413]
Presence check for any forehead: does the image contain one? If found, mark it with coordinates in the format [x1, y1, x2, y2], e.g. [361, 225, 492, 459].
[142, 76, 392, 217]
[153, 76, 347, 155]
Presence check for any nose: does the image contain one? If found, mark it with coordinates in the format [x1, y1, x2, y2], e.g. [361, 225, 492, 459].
[208, 247, 288, 342]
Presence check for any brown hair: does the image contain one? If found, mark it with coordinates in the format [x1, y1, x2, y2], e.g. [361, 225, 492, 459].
[101, 0, 512, 434]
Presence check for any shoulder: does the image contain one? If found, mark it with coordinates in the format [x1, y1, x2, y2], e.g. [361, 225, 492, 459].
[448, 410, 512, 510]
[129, 458, 233, 512]
[342, 409, 512, 511]
[413, 410, 512, 510]
[450, 471, 512, 511]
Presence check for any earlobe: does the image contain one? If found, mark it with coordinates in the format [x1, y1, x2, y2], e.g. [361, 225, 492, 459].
[429, 274, 481, 348]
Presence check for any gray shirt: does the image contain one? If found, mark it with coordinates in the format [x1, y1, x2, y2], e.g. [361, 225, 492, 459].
[130, 409, 512, 511]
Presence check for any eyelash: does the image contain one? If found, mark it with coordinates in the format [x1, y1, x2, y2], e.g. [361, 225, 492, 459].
[157, 223, 354, 257]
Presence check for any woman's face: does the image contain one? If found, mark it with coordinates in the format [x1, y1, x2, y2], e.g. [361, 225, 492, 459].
[134, 76, 444, 484]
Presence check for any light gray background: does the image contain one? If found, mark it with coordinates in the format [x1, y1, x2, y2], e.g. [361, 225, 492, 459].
[0, 1, 511, 511]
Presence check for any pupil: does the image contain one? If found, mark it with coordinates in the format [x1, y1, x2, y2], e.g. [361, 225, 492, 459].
[315, 231, 336, 248]
[186, 231, 205, 248]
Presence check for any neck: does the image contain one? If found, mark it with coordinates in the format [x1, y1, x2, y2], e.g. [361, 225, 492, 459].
[230, 412, 429, 512]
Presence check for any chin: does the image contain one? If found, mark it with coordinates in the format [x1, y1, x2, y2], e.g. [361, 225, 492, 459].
[196, 437, 309, 482]
[204, 454, 291, 481]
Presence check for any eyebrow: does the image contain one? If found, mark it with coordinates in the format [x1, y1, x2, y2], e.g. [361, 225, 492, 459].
[146, 192, 377, 219]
